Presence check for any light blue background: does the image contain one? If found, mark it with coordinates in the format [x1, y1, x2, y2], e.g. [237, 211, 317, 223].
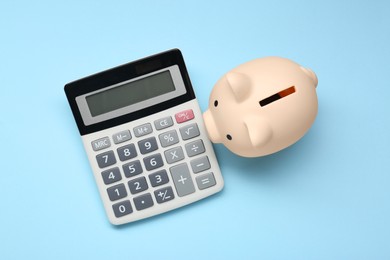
[1, 0, 389, 259]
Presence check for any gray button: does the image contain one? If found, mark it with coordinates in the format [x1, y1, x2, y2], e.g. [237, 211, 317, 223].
[96, 151, 116, 168]
[113, 200, 133, 218]
[122, 160, 143, 178]
[133, 193, 154, 211]
[185, 139, 205, 157]
[134, 123, 153, 137]
[154, 116, 173, 130]
[190, 156, 211, 173]
[159, 130, 179, 148]
[196, 172, 216, 190]
[170, 163, 195, 197]
[149, 170, 169, 187]
[101, 167, 122, 185]
[128, 176, 148, 194]
[92, 137, 111, 151]
[164, 146, 185, 164]
[117, 143, 137, 161]
[143, 153, 164, 171]
[179, 123, 200, 140]
[138, 137, 158, 154]
[107, 183, 127, 201]
[112, 130, 131, 144]
[154, 186, 175, 204]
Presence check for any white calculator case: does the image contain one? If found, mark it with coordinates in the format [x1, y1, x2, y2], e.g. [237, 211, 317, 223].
[65, 49, 224, 225]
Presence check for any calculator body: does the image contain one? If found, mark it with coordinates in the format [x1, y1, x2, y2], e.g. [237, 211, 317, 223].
[65, 49, 224, 225]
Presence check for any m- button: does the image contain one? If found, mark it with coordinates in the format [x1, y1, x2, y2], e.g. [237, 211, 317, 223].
[92, 137, 111, 151]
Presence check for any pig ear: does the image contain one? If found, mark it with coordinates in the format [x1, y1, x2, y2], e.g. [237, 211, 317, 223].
[225, 72, 252, 102]
[244, 116, 272, 148]
[300, 67, 318, 87]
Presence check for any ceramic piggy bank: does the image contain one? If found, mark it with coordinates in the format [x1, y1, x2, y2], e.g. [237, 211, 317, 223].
[203, 57, 318, 157]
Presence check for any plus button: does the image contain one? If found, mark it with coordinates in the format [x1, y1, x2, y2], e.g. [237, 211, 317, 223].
[178, 175, 187, 185]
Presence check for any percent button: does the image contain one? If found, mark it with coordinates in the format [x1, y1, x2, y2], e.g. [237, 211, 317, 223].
[159, 130, 179, 148]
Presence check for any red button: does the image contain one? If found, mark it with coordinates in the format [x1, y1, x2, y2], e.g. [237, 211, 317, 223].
[175, 109, 194, 123]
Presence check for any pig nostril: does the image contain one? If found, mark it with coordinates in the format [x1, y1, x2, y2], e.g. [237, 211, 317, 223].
[226, 134, 232, 140]
[214, 100, 218, 107]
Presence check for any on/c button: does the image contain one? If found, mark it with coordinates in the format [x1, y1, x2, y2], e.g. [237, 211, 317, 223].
[175, 109, 194, 124]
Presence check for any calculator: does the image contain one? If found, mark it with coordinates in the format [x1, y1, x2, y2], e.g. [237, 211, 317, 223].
[64, 49, 224, 225]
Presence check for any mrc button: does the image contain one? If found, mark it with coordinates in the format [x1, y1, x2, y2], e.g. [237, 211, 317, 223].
[92, 137, 111, 151]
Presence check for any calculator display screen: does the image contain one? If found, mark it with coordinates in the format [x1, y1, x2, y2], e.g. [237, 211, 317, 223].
[86, 71, 175, 117]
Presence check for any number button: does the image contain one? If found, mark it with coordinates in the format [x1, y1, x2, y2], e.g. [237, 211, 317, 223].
[112, 200, 133, 218]
[117, 144, 137, 162]
[122, 160, 143, 178]
[128, 176, 148, 194]
[107, 183, 127, 201]
[138, 137, 158, 154]
[101, 167, 122, 185]
[149, 169, 169, 187]
[143, 154, 164, 171]
[96, 151, 116, 168]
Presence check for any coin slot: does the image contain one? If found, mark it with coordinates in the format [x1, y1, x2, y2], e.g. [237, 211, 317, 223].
[259, 86, 296, 107]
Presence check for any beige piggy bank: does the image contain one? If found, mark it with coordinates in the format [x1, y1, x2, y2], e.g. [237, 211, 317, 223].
[203, 57, 318, 157]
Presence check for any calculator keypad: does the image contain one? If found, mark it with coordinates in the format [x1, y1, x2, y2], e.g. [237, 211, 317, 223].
[91, 108, 221, 222]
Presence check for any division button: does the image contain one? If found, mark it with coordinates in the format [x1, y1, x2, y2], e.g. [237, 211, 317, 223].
[133, 193, 154, 211]
[185, 139, 205, 157]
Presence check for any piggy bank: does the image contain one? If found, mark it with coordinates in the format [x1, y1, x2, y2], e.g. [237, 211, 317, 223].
[203, 57, 318, 157]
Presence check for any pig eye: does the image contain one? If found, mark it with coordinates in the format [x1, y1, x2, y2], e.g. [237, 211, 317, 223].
[226, 134, 232, 140]
[214, 100, 218, 107]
